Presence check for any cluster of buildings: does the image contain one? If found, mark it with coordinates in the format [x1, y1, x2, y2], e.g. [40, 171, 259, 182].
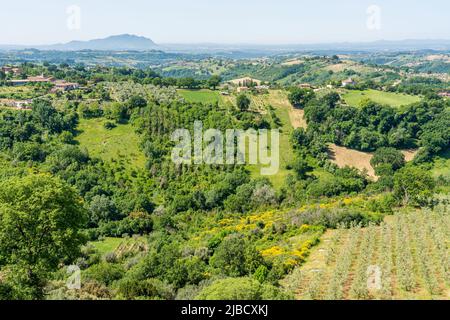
[1, 66, 22, 76]
[341, 78, 356, 87]
[7, 74, 80, 92]
[226, 77, 270, 93]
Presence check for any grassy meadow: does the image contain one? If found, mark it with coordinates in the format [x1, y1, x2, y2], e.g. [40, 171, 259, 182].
[76, 118, 146, 174]
[342, 89, 421, 108]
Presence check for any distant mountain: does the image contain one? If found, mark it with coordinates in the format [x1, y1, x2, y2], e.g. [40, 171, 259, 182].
[39, 34, 158, 51]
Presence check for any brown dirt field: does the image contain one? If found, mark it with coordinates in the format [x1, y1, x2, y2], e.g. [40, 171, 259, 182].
[289, 108, 307, 129]
[328, 144, 418, 180]
[281, 59, 304, 66]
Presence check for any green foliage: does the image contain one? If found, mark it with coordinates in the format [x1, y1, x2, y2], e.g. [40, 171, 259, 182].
[0, 174, 87, 298]
[236, 94, 251, 111]
[196, 277, 292, 300]
[288, 88, 315, 108]
[371, 147, 405, 173]
[210, 235, 265, 277]
[84, 262, 125, 286]
[393, 166, 435, 206]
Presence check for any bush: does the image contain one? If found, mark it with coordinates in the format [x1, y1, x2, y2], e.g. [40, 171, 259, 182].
[210, 235, 265, 277]
[84, 263, 125, 286]
[196, 277, 292, 300]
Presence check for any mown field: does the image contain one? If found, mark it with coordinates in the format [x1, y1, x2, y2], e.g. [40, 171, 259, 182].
[178, 89, 221, 104]
[76, 118, 146, 174]
[342, 89, 421, 108]
[283, 206, 450, 300]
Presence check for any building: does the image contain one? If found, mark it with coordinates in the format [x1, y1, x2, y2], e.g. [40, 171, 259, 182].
[1, 66, 22, 76]
[52, 80, 80, 92]
[237, 87, 250, 93]
[438, 91, 450, 98]
[8, 74, 54, 86]
[341, 78, 356, 87]
[298, 83, 313, 89]
[228, 77, 262, 87]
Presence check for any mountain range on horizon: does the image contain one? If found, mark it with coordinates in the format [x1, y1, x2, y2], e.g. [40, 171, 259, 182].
[2, 34, 450, 53]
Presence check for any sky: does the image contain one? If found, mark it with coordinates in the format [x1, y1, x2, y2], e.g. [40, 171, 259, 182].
[1, 0, 450, 45]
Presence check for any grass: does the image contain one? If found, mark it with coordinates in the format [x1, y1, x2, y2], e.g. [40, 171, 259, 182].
[432, 149, 450, 179]
[90, 237, 124, 255]
[342, 89, 421, 108]
[178, 89, 220, 104]
[76, 118, 146, 173]
[247, 90, 296, 189]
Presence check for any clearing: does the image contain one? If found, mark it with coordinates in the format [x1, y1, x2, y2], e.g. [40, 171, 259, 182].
[247, 90, 298, 189]
[328, 144, 417, 179]
[342, 89, 421, 108]
[178, 89, 220, 104]
[76, 118, 146, 173]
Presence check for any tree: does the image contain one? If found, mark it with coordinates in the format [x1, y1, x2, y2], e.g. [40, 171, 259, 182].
[288, 88, 315, 108]
[210, 236, 264, 277]
[236, 94, 251, 112]
[292, 156, 313, 180]
[207, 75, 222, 90]
[371, 147, 405, 173]
[0, 174, 87, 299]
[393, 166, 435, 206]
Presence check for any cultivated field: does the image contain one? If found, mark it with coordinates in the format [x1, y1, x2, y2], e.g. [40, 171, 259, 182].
[283, 206, 450, 300]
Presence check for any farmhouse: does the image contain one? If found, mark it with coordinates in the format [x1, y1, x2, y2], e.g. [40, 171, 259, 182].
[229, 77, 262, 87]
[1, 66, 22, 76]
[9, 74, 54, 86]
[341, 78, 356, 87]
[51, 80, 80, 92]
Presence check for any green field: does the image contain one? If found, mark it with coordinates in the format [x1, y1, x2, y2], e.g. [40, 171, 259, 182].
[90, 237, 124, 255]
[76, 118, 146, 172]
[342, 89, 421, 108]
[178, 89, 220, 104]
[248, 90, 295, 189]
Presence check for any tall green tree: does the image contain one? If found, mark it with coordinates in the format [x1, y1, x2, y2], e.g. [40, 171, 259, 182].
[0, 174, 87, 299]
[236, 94, 251, 112]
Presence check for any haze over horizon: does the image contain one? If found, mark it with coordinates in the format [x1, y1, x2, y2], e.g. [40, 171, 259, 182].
[1, 0, 450, 46]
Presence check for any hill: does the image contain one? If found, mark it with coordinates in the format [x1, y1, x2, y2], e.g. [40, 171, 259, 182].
[40, 34, 158, 51]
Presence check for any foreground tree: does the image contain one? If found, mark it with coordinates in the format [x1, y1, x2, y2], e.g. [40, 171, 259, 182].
[0, 174, 87, 299]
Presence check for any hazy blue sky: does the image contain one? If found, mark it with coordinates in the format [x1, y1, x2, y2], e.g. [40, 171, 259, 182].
[1, 0, 449, 45]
